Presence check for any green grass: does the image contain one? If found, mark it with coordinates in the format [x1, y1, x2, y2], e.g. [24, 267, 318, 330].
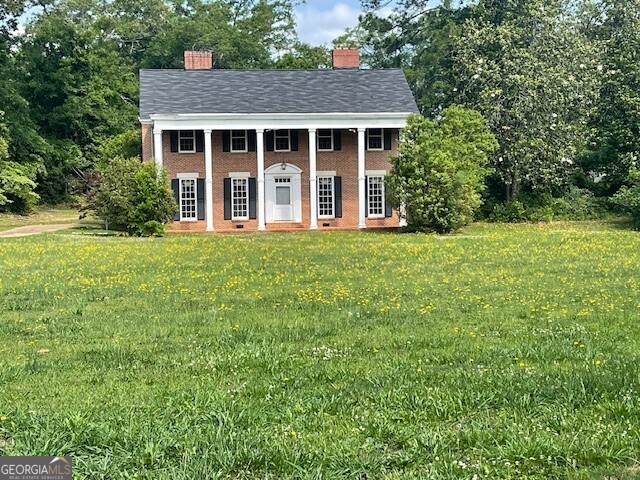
[0, 206, 79, 232]
[0, 222, 639, 479]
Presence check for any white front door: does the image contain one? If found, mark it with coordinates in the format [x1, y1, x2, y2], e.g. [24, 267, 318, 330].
[273, 177, 293, 221]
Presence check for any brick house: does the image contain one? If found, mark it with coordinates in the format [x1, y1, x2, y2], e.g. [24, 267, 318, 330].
[139, 49, 418, 232]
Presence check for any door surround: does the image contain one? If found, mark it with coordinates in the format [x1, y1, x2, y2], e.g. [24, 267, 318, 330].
[264, 163, 303, 223]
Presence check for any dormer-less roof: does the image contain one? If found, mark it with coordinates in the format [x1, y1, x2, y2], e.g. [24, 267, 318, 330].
[139, 68, 419, 120]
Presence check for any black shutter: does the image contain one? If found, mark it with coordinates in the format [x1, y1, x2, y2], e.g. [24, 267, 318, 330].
[170, 131, 178, 152]
[384, 129, 392, 150]
[334, 176, 342, 218]
[364, 176, 368, 217]
[291, 130, 298, 151]
[249, 178, 257, 219]
[197, 179, 205, 220]
[195, 131, 204, 152]
[248, 131, 256, 152]
[385, 188, 393, 217]
[222, 131, 231, 152]
[223, 178, 232, 220]
[266, 131, 275, 151]
[171, 179, 180, 221]
[333, 130, 342, 151]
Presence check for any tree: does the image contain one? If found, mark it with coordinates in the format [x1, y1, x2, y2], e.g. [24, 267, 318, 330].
[274, 44, 330, 69]
[86, 158, 176, 236]
[0, 112, 39, 210]
[611, 164, 640, 227]
[387, 107, 498, 233]
[584, 0, 640, 194]
[452, 0, 601, 200]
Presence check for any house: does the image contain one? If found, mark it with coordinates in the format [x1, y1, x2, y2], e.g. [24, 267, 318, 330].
[139, 48, 418, 232]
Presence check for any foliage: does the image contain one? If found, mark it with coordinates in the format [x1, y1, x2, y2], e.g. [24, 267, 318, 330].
[1, 224, 640, 478]
[584, 0, 640, 193]
[387, 108, 497, 233]
[486, 187, 612, 223]
[611, 166, 640, 227]
[274, 44, 331, 69]
[87, 158, 176, 236]
[0, 112, 39, 211]
[452, 0, 601, 199]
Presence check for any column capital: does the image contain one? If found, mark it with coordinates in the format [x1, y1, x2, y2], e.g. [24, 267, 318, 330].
[255, 128, 265, 134]
[153, 129, 163, 135]
[203, 129, 212, 134]
[308, 128, 317, 133]
[357, 127, 367, 133]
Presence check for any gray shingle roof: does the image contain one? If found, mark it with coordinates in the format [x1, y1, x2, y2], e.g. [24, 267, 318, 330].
[139, 69, 418, 119]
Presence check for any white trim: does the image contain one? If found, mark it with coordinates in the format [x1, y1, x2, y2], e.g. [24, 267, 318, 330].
[366, 174, 386, 219]
[230, 130, 248, 153]
[229, 171, 251, 178]
[230, 177, 250, 221]
[274, 129, 291, 152]
[264, 163, 302, 223]
[317, 175, 335, 220]
[366, 170, 387, 176]
[149, 112, 411, 131]
[317, 170, 337, 177]
[367, 128, 384, 151]
[178, 175, 198, 222]
[178, 130, 196, 153]
[264, 163, 303, 174]
[317, 129, 334, 152]
[177, 172, 199, 179]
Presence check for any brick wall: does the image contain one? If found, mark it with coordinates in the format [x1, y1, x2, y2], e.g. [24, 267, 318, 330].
[143, 128, 401, 232]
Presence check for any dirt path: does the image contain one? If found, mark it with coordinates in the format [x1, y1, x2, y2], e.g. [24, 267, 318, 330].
[0, 224, 75, 238]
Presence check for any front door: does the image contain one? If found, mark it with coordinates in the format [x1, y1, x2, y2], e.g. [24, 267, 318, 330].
[273, 177, 293, 221]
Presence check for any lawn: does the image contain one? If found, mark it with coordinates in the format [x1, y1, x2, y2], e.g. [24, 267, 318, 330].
[0, 223, 639, 479]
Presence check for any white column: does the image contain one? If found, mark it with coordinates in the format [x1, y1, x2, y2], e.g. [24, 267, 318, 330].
[308, 128, 318, 230]
[204, 129, 214, 232]
[256, 129, 266, 231]
[357, 128, 366, 229]
[153, 129, 163, 168]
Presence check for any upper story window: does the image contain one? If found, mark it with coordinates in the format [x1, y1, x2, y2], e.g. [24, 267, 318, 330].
[179, 130, 195, 153]
[231, 130, 247, 152]
[317, 129, 333, 151]
[367, 129, 383, 151]
[275, 130, 291, 152]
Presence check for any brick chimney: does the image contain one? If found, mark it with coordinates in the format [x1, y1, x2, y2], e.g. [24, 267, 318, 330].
[332, 47, 360, 69]
[184, 51, 213, 70]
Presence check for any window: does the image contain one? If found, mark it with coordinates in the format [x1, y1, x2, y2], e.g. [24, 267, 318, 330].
[180, 178, 197, 220]
[232, 177, 249, 220]
[367, 175, 385, 217]
[179, 130, 195, 153]
[275, 130, 290, 152]
[231, 130, 247, 152]
[318, 176, 334, 218]
[367, 128, 383, 151]
[317, 129, 333, 151]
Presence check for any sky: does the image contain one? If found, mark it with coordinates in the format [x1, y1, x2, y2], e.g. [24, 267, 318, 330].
[294, 0, 364, 46]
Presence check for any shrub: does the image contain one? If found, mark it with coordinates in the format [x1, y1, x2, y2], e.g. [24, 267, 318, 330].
[387, 107, 498, 233]
[85, 157, 176, 236]
[612, 167, 640, 228]
[487, 187, 612, 223]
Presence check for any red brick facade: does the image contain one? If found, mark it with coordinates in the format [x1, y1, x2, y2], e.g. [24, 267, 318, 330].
[141, 127, 400, 232]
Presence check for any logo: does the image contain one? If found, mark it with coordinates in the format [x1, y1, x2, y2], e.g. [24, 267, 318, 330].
[0, 456, 72, 480]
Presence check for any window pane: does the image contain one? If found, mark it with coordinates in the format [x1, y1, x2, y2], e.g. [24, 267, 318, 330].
[179, 130, 195, 152]
[275, 130, 290, 151]
[318, 177, 334, 217]
[232, 178, 248, 219]
[231, 130, 246, 151]
[276, 186, 291, 205]
[367, 176, 384, 216]
[180, 179, 197, 219]
[368, 129, 383, 150]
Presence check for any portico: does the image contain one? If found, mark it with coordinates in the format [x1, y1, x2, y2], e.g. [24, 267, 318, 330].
[144, 113, 410, 232]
